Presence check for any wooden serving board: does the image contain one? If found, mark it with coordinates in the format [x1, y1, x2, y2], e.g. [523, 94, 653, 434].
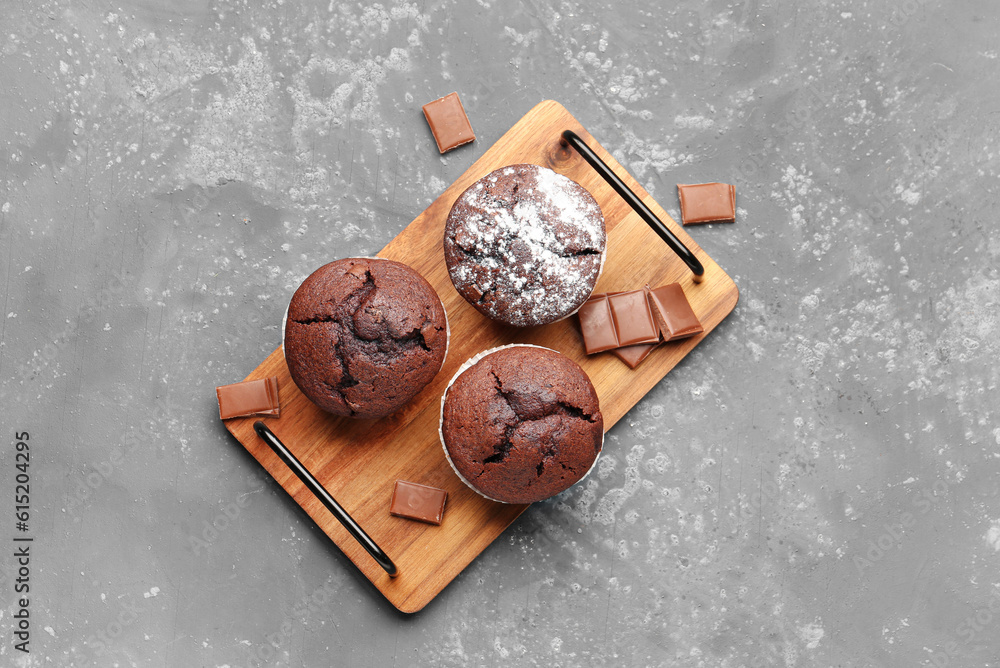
[223, 100, 738, 613]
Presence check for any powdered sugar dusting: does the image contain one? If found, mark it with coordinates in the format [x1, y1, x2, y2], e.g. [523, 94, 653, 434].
[533, 167, 606, 247]
[445, 164, 606, 327]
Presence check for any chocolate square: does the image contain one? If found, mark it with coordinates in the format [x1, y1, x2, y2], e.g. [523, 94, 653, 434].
[677, 182, 736, 225]
[217, 376, 280, 420]
[577, 294, 620, 354]
[422, 92, 475, 153]
[612, 343, 657, 369]
[389, 480, 448, 525]
[647, 283, 703, 341]
[608, 290, 660, 346]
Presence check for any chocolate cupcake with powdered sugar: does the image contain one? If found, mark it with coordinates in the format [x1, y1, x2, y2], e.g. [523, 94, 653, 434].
[443, 164, 606, 327]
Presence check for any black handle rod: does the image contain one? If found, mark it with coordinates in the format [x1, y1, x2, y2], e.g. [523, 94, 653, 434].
[253, 421, 398, 577]
[560, 130, 705, 278]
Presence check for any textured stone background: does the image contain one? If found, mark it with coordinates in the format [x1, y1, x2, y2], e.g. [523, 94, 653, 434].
[2, 1, 999, 666]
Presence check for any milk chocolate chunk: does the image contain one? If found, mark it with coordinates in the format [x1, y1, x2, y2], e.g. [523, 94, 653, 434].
[677, 182, 736, 225]
[608, 290, 659, 346]
[217, 377, 280, 420]
[422, 92, 475, 153]
[648, 283, 703, 340]
[389, 480, 448, 525]
[612, 343, 657, 369]
[577, 294, 619, 354]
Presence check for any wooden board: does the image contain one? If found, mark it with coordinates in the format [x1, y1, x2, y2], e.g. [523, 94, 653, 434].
[223, 100, 739, 613]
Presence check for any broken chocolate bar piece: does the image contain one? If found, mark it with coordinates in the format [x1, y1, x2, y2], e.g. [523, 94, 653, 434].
[389, 480, 448, 525]
[612, 343, 657, 369]
[422, 92, 475, 153]
[647, 283, 703, 341]
[217, 376, 280, 420]
[577, 294, 620, 354]
[580, 284, 702, 366]
[677, 182, 736, 225]
[608, 290, 660, 346]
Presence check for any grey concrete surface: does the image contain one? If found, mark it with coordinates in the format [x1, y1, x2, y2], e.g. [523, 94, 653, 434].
[2, 0, 999, 666]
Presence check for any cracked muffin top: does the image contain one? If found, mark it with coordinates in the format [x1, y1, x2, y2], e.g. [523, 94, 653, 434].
[440, 345, 603, 504]
[444, 164, 606, 327]
[283, 258, 448, 419]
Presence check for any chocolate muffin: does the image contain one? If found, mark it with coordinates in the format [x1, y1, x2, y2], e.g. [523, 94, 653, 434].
[283, 258, 448, 419]
[444, 164, 606, 327]
[440, 345, 603, 504]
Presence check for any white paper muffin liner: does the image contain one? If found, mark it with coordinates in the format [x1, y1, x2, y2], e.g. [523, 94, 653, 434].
[438, 343, 605, 504]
